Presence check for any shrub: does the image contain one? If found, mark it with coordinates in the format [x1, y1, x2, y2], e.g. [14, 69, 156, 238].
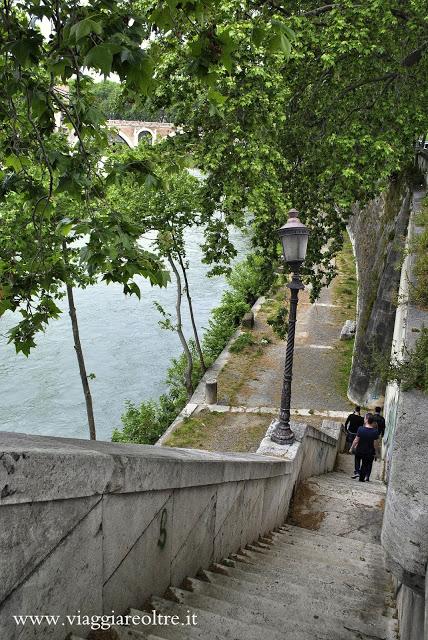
[373, 327, 428, 394]
[202, 290, 250, 360]
[229, 332, 255, 353]
[267, 304, 289, 340]
[227, 254, 275, 305]
[393, 327, 428, 393]
[111, 400, 168, 445]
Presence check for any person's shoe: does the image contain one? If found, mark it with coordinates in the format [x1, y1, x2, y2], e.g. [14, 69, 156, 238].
[352, 473, 359, 479]
[358, 478, 365, 482]
[365, 478, 370, 482]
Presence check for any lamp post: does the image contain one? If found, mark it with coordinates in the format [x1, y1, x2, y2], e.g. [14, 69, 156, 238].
[270, 209, 309, 445]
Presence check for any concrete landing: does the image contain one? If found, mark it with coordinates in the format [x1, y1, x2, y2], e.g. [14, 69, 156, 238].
[289, 454, 386, 545]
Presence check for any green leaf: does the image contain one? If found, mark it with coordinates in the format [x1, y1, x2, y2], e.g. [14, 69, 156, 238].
[70, 18, 102, 42]
[208, 88, 227, 106]
[269, 32, 292, 55]
[252, 27, 265, 47]
[57, 219, 74, 236]
[10, 40, 31, 65]
[84, 44, 117, 75]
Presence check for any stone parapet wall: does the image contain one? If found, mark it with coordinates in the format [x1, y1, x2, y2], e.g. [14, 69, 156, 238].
[381, 189, 428, 640]
[0, 420, 340, 639]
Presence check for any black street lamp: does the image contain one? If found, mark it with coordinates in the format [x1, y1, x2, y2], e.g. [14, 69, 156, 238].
[270, 209, 309, 445]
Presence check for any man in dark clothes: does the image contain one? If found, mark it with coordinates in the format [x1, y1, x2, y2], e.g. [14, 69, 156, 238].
[345, 406, 364, 477]
[351, 413, 379, 482]
[372, 406, 386, 438]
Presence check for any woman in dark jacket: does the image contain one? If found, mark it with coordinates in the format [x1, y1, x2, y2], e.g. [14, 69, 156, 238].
[351, 413, 379, 482]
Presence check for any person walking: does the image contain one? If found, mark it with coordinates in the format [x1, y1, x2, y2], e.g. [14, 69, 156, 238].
[372, 406, 386, 438]
[351, 413, 379, 482]
[345, 406, 364, 478]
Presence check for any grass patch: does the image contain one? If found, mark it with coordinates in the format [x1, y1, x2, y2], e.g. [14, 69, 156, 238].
[411, 200, 428, 308]
[332, 234, 358, 317]
[230, 332, 255, 353]
[335, 337, 355, 400]
[331, 234, 358, 402]
[165, 411, 223, 449]
[235, 422, 269, 451]
[218, 346, 264, 405]
[164, 410, 271, 452]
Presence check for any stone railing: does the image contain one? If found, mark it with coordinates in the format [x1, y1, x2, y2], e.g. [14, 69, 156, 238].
[382, 189, 428, 640]
[0, 420, 340, 639]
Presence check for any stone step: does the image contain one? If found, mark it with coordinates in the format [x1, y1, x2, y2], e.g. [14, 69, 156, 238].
[285, 501, 384, 545]
[225, 554, 392, 600]
[109, 620, 191, 640]
[299, 479, 387, 506]
[148, 595, 291, 640]
[230, 548, 391, 588]
[247, 539, 389, 573]
[204, 566, 396, 615]
[335, 454, 383, 479]
[267, 536, 384, 569]
[129, 609, 195, 640]
[309, 476, 386, 493]
[271, 526, 384, 559]
[166, 586, 397, 640]
[184, 576, 396, 636]
[276, 523, 383, 553]
[306, 482, 386, 500]
[314, 474, 386, 494]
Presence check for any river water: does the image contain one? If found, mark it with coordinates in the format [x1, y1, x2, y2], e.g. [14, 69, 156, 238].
[0, 228, 247, 441]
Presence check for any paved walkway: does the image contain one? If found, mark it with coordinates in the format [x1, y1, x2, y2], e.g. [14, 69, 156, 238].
[160, 278, 354, 450]
[219, 283, 352, 413]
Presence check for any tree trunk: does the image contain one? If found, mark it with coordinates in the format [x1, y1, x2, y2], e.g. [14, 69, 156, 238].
[66, 283, 97, 440]
[177, 251, 207, 373]
[167, 255, 194, 398]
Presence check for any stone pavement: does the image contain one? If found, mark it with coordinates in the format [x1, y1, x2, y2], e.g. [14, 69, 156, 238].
[225, 284, 352, 413]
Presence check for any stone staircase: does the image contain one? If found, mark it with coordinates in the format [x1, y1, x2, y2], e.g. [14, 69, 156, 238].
[71, 455, 398, 640]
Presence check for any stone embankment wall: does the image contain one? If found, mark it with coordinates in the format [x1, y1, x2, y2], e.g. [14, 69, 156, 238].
[348, 172, 412, 405]
[381, 189, 428, 640]
[0, 421, 340, 639]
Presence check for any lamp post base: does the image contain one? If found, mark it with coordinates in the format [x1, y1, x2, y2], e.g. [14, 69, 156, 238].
[270, 417, 295, 445]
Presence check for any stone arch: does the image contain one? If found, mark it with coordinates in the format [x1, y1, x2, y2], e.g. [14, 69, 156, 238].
[137, 129, 155, 146]
[109, 132, 131, 148]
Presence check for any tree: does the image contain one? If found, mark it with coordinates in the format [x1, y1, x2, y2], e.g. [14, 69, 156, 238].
[106, 143, 208, 387]
[90, 79, 172, 122]
[140, 0, 428, 296]
[0, 1, 183, 437]
[0, 182, 168, 438]
[0, 0, 295, 437]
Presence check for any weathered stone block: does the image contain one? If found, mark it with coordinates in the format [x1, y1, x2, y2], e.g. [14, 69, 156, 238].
[102, 489, 172, 582]
[103, 494, 173, 614]
[170, 485, 217, 585]
[0, 496, 100, 604]
[205, 379, 218, 405]
[214, 481, 246, 560]
[261, 475, 285, 535]
[241, 312, 254, 329]
[340, 319, 356, 340]
[0, 501, 103, 640]
[239, 479, 265, 548]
